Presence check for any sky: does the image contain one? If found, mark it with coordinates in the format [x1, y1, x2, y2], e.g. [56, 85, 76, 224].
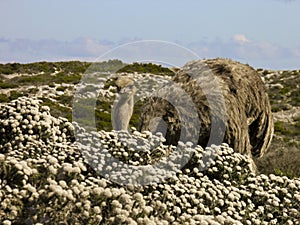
[0, 0, 300, 69]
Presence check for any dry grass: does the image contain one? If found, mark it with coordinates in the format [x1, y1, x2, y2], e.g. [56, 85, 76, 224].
[255, 137, 300, 178]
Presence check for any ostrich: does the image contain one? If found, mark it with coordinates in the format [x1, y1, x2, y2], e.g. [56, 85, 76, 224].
[139, 58, 274, 160]
[112, 76, 137, 131]
[111, 59, 274, 164]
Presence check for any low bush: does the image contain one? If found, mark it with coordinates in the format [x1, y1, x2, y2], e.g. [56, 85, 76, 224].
[0, 81, 18, 89]
[40, 98, 72, 122]
[55, 94, 73, 107]
[55, 86, 68, 92]
[117, 62, 175, 76]
[0, 97, 299, 224]
[9, 91, 26, 101]
[0, 94, 9, 103]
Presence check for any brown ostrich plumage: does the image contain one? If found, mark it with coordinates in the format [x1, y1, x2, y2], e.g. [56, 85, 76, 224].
[138, 58, 274, 158]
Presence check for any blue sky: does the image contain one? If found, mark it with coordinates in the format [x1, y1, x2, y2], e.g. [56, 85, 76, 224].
[0, 0, 300, 69]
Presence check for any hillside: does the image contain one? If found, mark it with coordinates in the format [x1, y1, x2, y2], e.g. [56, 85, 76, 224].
[0, 60, 298, 177]
[256, 68, 300, 177]
[0, 60, 299, 224]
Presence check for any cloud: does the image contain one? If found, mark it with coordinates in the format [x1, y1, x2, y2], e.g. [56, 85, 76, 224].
[187, 34, 299, 69]
[0, 36, 299, 69]
[274, 0, 297, 3]
[232, 34, 251, 44]
[0, 37, 114, 63]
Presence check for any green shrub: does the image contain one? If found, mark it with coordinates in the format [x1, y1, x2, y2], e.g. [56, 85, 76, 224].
[273, 168, 296, 179]
[0, 61, 91, 75]
[274, 121, 286, 134]
[274, 121, 300, 136]
[255, 142, 300, 178]
[40, 98, 72, 121]
[262, 70, 269, 75]
[55, 95, 73, 107]
[49, 83, 56, 88]
[117, 62, 175, 76]
[27, 87, 39, 94]
[0, 81, 18, 89]
[56, 86, 68, 92]
[55, 73, 82, 84]
[271, 106, 281, 113]
[0, 94, 9, 103]
[95, 110, 112, 131]
[56, 61, 90, 74]
[0, 63, 20, 74]
[87, 59, 125, 73]
[279, 86, 291, 95]
[9, 91, 26, 101]
[9, 73, 52, 85]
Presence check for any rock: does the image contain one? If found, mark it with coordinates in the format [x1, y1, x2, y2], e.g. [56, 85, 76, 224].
[138, 58, 274, 158]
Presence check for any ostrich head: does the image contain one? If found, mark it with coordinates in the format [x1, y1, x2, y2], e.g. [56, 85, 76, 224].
[115, 76, 135, 91]
[115, 76, 137, 98]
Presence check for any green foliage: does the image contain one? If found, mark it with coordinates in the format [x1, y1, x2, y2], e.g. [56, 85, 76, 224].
[1, 72, 82, 88]
[0, 80, 18, 89]
[55, 61, 91, 74]
[0, 94, 9, 103]
[87, 59, 125, 73]
[290, 90, 300, 106]
[9, 73, 52, 85]
[262, 69, 299, 109]
[103, 77, 118, 90]
[0, 63, 20, 74]
[255, 142, 300, 178]
[9, 90, 26, 101]
[279, 86, 291, 95]
[130, 100, 144, 128]
[274, 121, 288, 135]
[55, 72, 82, 84]
[274, 168, 296, 179]
[95, 99, 113, 131]
[274, 121, 300, 136]
[1, 61, 299, 180]
[56, 86, 68, 92]
[262, 70, 269, 75]
[40, 98, 72, 122]
[27, 87, 39, 94]
[0, 61, 126, 94]
[95, 109, 112, 131]
[117, 62, 175, 76]
[49, 83, 56, 88]
[55, 94, 73, 107]
[0, 61, 91, 75]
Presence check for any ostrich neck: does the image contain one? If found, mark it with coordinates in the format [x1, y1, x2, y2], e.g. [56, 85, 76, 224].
[118, 94, 134, 105]
[113, 94, 134, 131]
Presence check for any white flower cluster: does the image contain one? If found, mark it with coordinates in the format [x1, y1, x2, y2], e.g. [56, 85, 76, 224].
[0, 97, 299, 225]
[75, 126, 191, 185]
[0, 97, 74, 155]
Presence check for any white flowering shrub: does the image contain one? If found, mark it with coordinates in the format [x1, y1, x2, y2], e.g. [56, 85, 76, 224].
[0, 97, 299, 225]
[0, 97, 75, 155]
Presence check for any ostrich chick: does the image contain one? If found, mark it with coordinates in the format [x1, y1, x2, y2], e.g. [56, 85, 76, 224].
[112, 77, 137, 131]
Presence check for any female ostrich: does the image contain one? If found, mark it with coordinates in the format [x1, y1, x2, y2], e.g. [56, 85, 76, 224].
[112, 77, 137, 131]
[139, 58, 274, 159]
